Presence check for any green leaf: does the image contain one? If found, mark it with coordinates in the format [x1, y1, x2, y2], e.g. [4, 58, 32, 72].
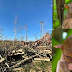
[52, 38, 62, 72]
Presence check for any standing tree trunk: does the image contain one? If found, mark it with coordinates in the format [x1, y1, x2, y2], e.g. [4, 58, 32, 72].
[56, 0, 65, 26]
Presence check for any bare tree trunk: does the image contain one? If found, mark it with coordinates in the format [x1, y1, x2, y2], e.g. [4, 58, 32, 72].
[40, 24, 41, 39]
[26, 28, 27, 41]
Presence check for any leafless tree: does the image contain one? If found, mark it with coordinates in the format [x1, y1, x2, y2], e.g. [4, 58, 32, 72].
[24, 24, 28, 41]
[13, 14, 22, 41]
[40, 21, 47, 38]
[13, 14, 23, 47]
[0, 27, 4, 40]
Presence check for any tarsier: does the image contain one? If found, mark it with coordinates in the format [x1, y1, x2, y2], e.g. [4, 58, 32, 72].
[54, 35, 72, 72]
[62, 2, 72, 29]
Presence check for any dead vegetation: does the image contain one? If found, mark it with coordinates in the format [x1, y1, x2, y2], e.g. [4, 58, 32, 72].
[0, 33, 52, 72]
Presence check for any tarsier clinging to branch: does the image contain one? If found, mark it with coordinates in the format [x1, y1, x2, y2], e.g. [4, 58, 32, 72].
[62, 2, 72, 29]
[54, 35, 72, 72]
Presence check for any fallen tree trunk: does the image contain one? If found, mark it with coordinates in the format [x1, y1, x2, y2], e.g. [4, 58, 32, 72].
[9, 54, 39, 69]
[34, 58, 50, 61]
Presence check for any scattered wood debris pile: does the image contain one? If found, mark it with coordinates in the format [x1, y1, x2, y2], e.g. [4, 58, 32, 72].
[19, 33, 52, 49]
[0, 33, 52, 72]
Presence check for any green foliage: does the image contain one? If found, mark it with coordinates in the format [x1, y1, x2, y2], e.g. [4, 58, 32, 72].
[53, 0, 60, 29]
[52, 38, 62, 72]
[65, 0, 72, 4]
[53, 0, 72, 29]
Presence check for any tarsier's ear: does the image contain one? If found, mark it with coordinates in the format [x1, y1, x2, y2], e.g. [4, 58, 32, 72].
[53, 44, 63, 50]
[64, 4, 69, 9]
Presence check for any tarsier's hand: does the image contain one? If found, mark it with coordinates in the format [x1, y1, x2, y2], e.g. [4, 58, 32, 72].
[54, 45, 72, 72]
[68, 63, 72, 70]
[56, 53, 69, 72]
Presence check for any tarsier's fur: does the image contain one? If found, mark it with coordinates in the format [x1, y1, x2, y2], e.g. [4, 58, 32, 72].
[55, 35, 72, 72]
[56, 60, 69, 72]
[62, 2, 72, 29]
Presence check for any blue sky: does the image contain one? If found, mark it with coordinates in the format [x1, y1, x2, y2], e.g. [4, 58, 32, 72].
[0, 0, 52, 41]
